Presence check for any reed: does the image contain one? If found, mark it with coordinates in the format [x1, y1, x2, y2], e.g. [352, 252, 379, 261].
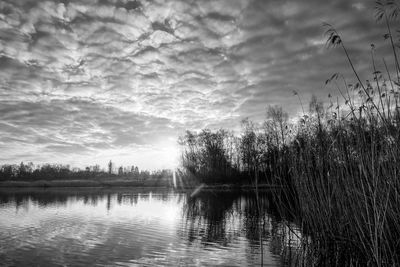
[179, 1, 400, 265]
[275, 3, 400, 264]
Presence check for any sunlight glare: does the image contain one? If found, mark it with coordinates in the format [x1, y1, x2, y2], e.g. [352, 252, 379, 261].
[159, 142, 179, 169]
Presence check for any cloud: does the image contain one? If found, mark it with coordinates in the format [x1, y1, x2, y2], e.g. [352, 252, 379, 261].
[0, 98, 184, 167]
[0, 0, 394, 168]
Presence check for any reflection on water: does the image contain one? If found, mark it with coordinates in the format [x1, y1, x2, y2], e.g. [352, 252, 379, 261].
[0, 188, 301, 266]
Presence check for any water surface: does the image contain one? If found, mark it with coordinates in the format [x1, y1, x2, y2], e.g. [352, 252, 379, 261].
[0, 188, 301, 266]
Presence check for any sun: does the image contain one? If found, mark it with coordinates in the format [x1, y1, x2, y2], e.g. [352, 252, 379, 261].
[158, 142, 180, 169]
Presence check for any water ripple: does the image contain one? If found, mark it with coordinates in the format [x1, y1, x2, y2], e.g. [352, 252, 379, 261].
[0, 189, 300, 266]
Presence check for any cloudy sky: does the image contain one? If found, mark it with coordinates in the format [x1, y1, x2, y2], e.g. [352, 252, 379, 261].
[0, 0, 394, 169]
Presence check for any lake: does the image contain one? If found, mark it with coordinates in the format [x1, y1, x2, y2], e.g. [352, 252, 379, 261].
[0, 187, 301, 266]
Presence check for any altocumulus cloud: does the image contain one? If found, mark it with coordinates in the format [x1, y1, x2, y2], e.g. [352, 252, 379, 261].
[0, 0, 394, 169]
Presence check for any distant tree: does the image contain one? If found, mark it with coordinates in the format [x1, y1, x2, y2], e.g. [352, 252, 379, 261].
[0, 161, 175, 183]
[19, 162, 26, 178]
[133, 166, 139, 179]
[93, 164, 100, 173]
[108, 160, 113, 174]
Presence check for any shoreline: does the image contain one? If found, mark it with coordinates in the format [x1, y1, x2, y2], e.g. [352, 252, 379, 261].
[0, 179, 281, 190]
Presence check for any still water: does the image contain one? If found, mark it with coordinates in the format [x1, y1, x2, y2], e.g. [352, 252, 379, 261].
[0, 188, 301, 266]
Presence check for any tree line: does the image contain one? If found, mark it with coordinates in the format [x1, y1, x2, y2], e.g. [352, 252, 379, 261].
[0, 161, 172, 181]
[179, 102, 312, 185]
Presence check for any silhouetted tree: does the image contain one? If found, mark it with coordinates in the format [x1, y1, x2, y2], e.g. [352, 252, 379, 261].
[108, 160, 113, 174]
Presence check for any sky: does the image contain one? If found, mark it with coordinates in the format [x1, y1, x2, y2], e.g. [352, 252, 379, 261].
[0, 0, 395, 170]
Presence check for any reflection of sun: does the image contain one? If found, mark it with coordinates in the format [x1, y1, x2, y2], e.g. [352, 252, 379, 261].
[134, 197, 181, 224]
[162, 204, 180, 222]
[109, 195, 182, 225]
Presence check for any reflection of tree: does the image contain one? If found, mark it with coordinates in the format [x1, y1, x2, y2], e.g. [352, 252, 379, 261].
[106, 193, 111, 211]
[181, 189, 302, 263]
[0, 188, 173, 210]
[0, 190, 70, 209]
[0, 188, 303, 265]
[184, 191, 238, 245]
